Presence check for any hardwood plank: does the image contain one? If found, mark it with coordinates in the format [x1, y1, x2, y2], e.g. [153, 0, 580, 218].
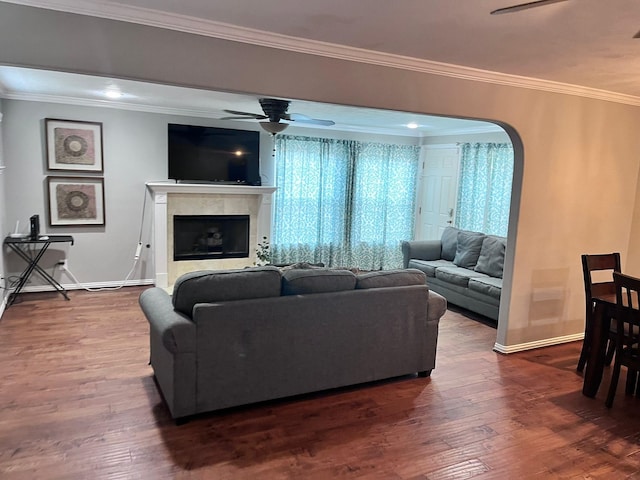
[2, 288, 640, 479]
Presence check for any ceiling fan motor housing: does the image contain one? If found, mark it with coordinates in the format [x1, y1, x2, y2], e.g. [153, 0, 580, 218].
[259, 98, 290, 122]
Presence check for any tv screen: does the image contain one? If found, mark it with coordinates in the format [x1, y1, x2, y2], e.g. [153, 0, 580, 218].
[168, 124, 260, 185]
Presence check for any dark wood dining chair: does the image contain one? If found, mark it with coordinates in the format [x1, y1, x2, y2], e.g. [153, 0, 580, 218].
[577, 253, 621, 373]
[605, 272, 640, 408]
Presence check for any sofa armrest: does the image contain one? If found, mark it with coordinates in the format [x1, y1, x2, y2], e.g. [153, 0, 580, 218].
[427, 290, 447, 323]
[139, 287, 196, 353]
[401, 240, 443, 266]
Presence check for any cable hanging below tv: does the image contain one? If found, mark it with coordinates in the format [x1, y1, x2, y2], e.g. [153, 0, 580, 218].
[168, 123, 261, 186]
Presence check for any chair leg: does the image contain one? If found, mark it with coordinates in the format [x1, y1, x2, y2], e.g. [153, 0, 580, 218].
[626, 369, 638, 395]
[578, 311, 595, 373]
[605, 339, 616, 366]
[577, 334, 590, 372]
[606, 361, 622, 408]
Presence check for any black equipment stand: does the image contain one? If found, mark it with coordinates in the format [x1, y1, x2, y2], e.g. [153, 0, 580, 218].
[3, 235, 74, 305]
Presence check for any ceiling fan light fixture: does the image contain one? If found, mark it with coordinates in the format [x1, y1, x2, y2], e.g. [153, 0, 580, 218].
[259, 121, 288, 134]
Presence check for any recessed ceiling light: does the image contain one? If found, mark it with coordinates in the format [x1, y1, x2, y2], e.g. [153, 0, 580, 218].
[104, 88, 122, 99]
[407, 122, 419, 129]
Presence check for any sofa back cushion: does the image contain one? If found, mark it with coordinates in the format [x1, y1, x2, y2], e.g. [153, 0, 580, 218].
[440, 227, 460, 261]
[282, 269, 356, 295]
[474, 235, 507, 278]
[356, 269, 427, 289]
[172, 266, 282, 316]
[453, 230, 486, 269]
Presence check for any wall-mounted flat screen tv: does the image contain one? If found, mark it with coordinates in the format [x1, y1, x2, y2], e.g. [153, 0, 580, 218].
[168, 124, 260, 185]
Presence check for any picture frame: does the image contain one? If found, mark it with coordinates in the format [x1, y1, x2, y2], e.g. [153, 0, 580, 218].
[45, 118, 103, 172]
[47, 176, 105, 226]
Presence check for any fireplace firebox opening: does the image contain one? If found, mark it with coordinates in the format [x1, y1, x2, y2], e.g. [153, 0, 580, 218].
[173, 215, 250, 261]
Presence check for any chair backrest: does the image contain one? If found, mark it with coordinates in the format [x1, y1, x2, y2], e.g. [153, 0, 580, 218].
[613, 272, 640, 351]
[582, 253, 621, 306]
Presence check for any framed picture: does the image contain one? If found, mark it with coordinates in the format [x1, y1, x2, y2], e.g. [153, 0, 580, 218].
[47, 176, 105, 226]
[45, 118, 103, 172]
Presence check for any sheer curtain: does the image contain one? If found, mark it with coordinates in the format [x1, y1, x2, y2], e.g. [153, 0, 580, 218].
[455, 143, 513, 236]
[272, 135, 419, 270]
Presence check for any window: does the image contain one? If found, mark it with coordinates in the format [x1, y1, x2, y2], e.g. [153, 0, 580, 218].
[272, 135, 420, 270]
[456, 143, 513, 236]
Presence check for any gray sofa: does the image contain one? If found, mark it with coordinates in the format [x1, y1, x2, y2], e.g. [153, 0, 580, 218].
[401, 227, 506, 321]
[139, 265, 447, 420]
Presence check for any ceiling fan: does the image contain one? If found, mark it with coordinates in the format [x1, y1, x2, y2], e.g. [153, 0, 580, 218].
[222, 98, 335, 134]
[490, 0, 640, 38]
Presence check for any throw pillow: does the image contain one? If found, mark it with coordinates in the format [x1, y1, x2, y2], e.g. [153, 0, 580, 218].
[452, 231, 486, 269]
[356, 269, 427, 289]
[282, 269, 356, 295]
[440, 227, 459, 261]
[278, 262, 325, 271]
[172, 266, 282, 316]
[474, 236, 506, 278]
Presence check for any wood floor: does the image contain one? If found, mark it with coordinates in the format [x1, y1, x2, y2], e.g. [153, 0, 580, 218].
[2, 289, 640, 479]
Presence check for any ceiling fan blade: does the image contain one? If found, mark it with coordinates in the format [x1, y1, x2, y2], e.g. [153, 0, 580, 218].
[223, 109, 267, 119]
[290, 117, 336, 127]
[490, 0, 569, 15]
[220, 116, 261, 120]
[634, 29, 640, 39]
[224, 100, 335, 128]
[285, 113, 313, 121]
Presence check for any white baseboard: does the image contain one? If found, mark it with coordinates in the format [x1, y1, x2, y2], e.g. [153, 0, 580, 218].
[9, 278, 154, 294]
[493, 332, 584, 354]
[0, 280, 154, 321]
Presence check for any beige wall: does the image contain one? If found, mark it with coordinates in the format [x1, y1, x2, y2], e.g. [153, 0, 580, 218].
[2, 3, 640, 348]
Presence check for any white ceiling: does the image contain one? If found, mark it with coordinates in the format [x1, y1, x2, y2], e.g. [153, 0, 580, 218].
[101, 0, 639, 97]
[2, 0, 639, 135]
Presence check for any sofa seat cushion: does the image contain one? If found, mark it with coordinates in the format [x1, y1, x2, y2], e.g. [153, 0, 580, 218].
[435, 266, 489, 287]
[408, 259, 453, 277]
[474, 236, 506, 278]
[356, 268, 426, 289]
[468, 276, 503, 300]
[282, 268, 356, 295]
[172, 266, 282, 316]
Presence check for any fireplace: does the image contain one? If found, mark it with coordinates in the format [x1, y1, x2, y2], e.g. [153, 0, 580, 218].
[146, 182, 276, 288]
[173, 215, 249, 261]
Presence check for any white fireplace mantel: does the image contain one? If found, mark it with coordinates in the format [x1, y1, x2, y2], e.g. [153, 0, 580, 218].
[146, 182, 277, 196]
[146, 182, 277, 288]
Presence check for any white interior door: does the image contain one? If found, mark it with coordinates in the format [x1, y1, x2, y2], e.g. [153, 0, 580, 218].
[415, 146, 460, 240]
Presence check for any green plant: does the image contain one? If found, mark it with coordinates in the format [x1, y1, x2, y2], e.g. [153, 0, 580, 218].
[255, 236, 271, 266]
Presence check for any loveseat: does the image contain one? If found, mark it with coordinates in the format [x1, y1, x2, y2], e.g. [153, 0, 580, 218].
[139, 266, 447, 420]
[401, 227, 506, 321]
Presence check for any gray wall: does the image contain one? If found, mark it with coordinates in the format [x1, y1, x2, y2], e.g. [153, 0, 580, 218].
[1, 100, 278, 288]
[1, 98, 419, 290]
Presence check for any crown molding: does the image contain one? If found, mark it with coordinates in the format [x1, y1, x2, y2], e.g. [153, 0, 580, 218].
[427, 125, 503, 137]
[2, 90, 504, 138]
[4, 0, 640, 106]
[1, 90, 229, 118]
